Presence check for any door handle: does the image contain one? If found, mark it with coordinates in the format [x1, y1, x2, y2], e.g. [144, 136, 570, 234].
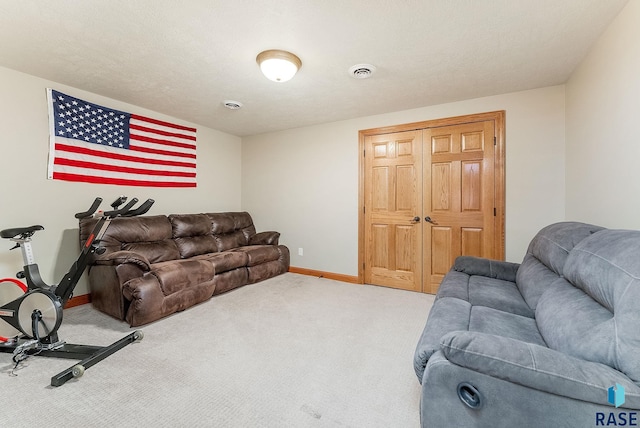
[425, 216, 436, 224]
[411, 216, 421, 224]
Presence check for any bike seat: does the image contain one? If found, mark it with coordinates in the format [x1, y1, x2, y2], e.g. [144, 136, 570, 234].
[0, 225, 44, 239]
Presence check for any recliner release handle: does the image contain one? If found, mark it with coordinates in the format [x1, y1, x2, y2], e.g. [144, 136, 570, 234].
[457, 382, 483, 409]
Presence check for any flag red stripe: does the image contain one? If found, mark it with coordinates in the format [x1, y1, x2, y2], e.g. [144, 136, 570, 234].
[54, 158, 196, 178]
[130, 144, 197, 159]
[130, 133, 197, 151]
[129, 124, 196, 141]
[53, 172, 197, 188]
[131, 114, 197, 133]
[55, 143, 196, 169]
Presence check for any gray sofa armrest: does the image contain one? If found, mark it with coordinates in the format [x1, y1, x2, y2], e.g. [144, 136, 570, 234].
[440, 331, 640, 408]
[249, 231, 280, 246]
[93, 250, 151, 271]
[453, 256, 520, 282]
[414, 297, 471, 381]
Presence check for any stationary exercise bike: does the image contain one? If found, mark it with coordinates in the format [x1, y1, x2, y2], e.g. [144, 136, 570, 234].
[0, 196, 153, 386]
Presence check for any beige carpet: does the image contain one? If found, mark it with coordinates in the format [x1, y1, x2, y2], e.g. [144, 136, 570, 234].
[1, 273, 434, 428]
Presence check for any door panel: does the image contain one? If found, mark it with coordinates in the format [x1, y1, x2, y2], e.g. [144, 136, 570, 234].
[371, 224, 389, 268]
[372, 167, 389, 209]
[461, 228, 483, 257]
[423, 120, 495, 294]
[461, 160, 482, 211]
[431, 163, 452, 210]
[364, 131, 422, 292]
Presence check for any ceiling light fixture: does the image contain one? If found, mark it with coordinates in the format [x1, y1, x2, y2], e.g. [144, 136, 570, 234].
[256, 50, 302, 83]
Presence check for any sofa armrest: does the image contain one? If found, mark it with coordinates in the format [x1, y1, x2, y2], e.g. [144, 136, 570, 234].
[93, 250, 151, 271]
[440, 331, 640, 408]
[249, 231, 280, 246]
[122, 274, 166, 326]
[453, 256, 519, 282]
[414, 297, 472, 382]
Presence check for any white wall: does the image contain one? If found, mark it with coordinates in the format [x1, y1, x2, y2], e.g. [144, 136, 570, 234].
[2, 0, 634, 300]
[0, 66, 242, 296]
[0, 68, 572, 296]
[566, 0, 640, 229]
[242, 85, 566, 275]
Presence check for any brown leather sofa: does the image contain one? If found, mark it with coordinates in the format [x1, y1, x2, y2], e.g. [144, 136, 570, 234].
[79, 212, 289, 326]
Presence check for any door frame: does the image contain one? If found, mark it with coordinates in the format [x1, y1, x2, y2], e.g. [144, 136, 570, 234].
[357, 110, 506, 287]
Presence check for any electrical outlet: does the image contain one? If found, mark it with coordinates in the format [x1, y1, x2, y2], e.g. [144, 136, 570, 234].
[298, 248, 303, 256]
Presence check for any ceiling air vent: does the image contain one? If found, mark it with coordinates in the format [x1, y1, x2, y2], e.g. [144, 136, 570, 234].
[223, 100, 243, 110]
[348, 64, 376, 79]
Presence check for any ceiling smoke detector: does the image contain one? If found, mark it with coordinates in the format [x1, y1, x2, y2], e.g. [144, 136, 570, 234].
[223, 100, 243, 110]
[348, 64, 376, 79]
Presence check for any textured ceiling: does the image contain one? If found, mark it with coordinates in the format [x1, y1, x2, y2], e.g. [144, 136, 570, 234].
[0, 1, 630, 137]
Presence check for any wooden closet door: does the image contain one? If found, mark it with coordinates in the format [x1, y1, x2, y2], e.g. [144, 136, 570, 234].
[359, 111, 504, 294]
[363, 130, 423, 292]
[423, 120, 496, 294]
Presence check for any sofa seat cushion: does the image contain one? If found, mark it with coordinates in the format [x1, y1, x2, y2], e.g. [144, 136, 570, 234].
[437, 271, 534, 318]
[413, 296, 545, 381]
[196, 251, 248, 274]
[149, 259, 215, 296]
[470, 306, 546, 346]
[231, 245, 281, 266]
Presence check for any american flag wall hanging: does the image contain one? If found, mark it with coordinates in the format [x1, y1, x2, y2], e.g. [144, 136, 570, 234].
[47, 89, 197, 187]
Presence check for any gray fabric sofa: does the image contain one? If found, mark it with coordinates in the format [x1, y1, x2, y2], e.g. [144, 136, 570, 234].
[414, 222, 640, 427]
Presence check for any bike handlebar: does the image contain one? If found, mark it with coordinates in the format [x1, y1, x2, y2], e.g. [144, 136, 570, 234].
[74, 196, 154, 220]
[121, 199, 155, 217]
[74, 197, 103, 219]
[103, 198, 139, 218]
[110, 196, 128, 209]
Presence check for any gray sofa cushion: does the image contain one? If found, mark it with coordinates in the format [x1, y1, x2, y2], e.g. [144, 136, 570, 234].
[514, 253, 561, 310]
[526, 222, 605, 275]
[467, 276, 533, 318]
[437, 265, 533, 317]
[413, 298, 545, 381]
[516, 221, 604, 309]
[537, 229, 640, 383]
[469, 306, 545, 346]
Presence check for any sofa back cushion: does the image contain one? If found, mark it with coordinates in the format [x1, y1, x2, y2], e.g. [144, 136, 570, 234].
[516, 222, 603, 309]
[536, 229, 640, 382]
[84, 215, 180, 263]
[169, 214, 218, 258]
[207, 212, 256, 251]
